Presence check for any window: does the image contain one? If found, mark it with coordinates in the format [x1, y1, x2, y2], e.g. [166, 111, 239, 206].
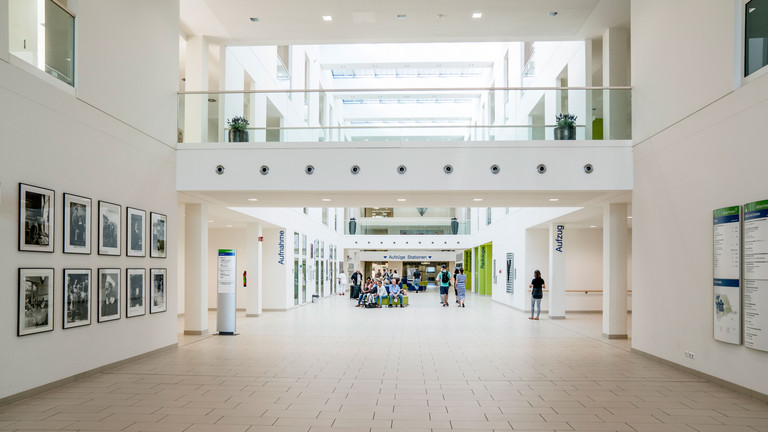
[486, 208, 492, 226]
[746, 0, 768, 76]
[9, 0, 75, 86]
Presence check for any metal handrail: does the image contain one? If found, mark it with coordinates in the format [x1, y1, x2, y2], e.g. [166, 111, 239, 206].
[225, 124, 587, 131]
[49, 0, 76, 18]
[180, 86, 632, 95]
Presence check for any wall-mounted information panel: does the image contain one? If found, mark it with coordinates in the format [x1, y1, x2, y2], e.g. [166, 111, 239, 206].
[744, 200, 768, 352]
[713, 206, 741, 344]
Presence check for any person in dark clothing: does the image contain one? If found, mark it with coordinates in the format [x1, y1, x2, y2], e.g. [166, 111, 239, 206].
[529, 270, 545, 320]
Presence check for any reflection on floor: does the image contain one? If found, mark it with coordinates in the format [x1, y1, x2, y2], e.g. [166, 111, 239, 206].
[1, 291, 765, 432]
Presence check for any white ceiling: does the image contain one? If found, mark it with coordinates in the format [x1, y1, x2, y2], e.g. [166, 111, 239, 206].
[180, 0, 629, 45]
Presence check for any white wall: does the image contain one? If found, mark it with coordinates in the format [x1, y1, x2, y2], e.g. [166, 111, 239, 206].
[0, 1, 178, 400]
[631, 1, 737, 143]
[632, 2, 768, 396]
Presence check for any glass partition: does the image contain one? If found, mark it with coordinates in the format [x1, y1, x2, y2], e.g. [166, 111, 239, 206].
[344, 219, 470, 235]
[9, 0, 75, 86]
[178, 87, 631, 143]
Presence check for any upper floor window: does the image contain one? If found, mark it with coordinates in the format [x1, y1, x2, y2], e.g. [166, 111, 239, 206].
[9, 0, 75, 86]
[745, 0, 768, 77]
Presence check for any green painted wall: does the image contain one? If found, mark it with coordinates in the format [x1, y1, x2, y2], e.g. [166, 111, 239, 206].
[464, 249, 472, 292]
[477, 246, 486, 295]
[485, 243, 493, 296]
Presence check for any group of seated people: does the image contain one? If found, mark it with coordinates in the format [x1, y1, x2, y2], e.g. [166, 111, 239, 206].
[356, 276, 408, 308]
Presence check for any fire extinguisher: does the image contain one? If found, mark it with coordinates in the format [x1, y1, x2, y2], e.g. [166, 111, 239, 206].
[243, 271, 247, 287]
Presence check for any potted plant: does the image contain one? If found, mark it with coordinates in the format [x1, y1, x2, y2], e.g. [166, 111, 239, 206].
[554, 113, 577, 140]
[227, 116, 249, 142]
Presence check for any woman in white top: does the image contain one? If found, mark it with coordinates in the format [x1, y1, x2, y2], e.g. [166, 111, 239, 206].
[338, 270, 347, 296]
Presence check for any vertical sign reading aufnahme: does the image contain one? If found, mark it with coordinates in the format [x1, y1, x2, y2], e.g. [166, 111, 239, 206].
[713, 206, 741, 344]
[744, 200, 768, 351]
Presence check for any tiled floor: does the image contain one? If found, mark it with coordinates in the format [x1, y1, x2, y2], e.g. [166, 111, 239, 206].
[2, 291, 768, 432]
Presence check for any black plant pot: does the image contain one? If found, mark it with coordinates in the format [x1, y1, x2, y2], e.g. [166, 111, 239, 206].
[554, 125, 576, 140]
[451, 218, 459, 235]
[229, 129, 249, 142]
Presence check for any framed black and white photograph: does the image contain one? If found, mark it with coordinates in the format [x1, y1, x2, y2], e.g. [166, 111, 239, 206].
[150, 212, 167, 258]
[63, 269, 91, 329]
[18, 268, 54, 336]
[98, 201, 121, 256]
[19, 183, 55, 253]
[98, 268, 121, 322]
[63, 193, 91, 254]
[126, 268, 146, 318]
[127, 207, 146, 257]
[150, 268, 167, 314]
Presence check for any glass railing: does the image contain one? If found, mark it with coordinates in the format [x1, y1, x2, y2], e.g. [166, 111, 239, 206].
[344, 219, 471, 235]
[177, 87, 631, 143]
[8, 0, 75, 86]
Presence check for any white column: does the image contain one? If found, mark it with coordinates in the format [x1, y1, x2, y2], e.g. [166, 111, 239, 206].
[602, 203, 629, 338]
[184, 203, 208, 335]
[548, 223, 567, 319]
[223, 47, 245, 142]
[603, 27, 630, 139]
[176, 203, 186, 315]
[245, 222, 263, 317]
[183, 36, 209, 142]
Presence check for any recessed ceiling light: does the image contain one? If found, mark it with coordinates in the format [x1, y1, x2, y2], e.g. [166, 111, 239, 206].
[321, 198, 331, 202]
[397, 198, 407, 202]
[248, 198, 258, 201]
[249, 17, 259, 22]
[322, 15, 333, 21]
[397, 14, 406, 19]
[472, 12, 482, 19]
[548, 11, 558, 16]
[548, 198, 559, 202]
[589, 225, 597, 228]
[627, 216, 633, 219]
[226, 225, 233, 228]
[208, 220, 214, 223]
[473, 198, 483, 201]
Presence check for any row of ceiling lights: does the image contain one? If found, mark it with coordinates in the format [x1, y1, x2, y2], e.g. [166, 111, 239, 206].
[250, 11, 559, 23]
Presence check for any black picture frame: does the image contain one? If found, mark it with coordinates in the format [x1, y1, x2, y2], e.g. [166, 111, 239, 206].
[150, 268, 167, 314]
[126, 268, 146, 318]
[150, 212, 167, 258]
[63, 193, 91, 254]
[19, 183, 55, 253]
[98, 201, 121, 256]
[98, 268, 121, 322]
[126, 207, 146, 257]
[18, 268, 54, 336]
[63, 269, 91, 329]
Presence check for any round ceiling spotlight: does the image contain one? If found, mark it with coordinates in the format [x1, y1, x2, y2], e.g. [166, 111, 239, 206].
[350, 165, 360, 175]
[215, 164, 225, 175]
[536, 164, 547, 174]
[259, 165, 269, 175]
[490, 164, 500, 174]
[305, 165, 315, 175]
[397, 165, 407, 174]
[443, 164, 453, 174]
[583, 163, 594, 174]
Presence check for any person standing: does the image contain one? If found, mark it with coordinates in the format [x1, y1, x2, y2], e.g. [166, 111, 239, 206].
[453, 268, 460, 304]
[350, 269, 362, 299]
[412, 268, 421, 292]
[529, 270, 545, 320]
[337, 269, 347, 296]
[456, 268, 467, 307]
[438, 265, 451, 307]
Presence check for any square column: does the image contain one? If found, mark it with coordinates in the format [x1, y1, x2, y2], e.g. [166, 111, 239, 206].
[245, 223, 263, 317]
[602, 203, 628, 338]
[548, 223, 567, 319]
[184, 203, 208, 335]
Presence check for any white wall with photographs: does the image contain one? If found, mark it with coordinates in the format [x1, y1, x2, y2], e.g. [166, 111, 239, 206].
[0, 1, 179, 400]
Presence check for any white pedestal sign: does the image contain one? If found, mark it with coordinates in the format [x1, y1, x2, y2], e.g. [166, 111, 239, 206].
[713, 206, 741, 345]
[744, 200, 768, 351]
[217, 249, 236, 335]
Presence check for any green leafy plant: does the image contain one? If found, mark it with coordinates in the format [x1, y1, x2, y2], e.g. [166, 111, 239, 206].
[227, 116, 249, 131]
[555, 113, 577, 127]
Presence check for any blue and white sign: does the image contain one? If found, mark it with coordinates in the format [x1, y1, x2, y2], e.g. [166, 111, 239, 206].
[713, 206, 741, 345]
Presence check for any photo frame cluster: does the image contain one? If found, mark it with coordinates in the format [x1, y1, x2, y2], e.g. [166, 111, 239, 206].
[16, 183, 169, 337]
